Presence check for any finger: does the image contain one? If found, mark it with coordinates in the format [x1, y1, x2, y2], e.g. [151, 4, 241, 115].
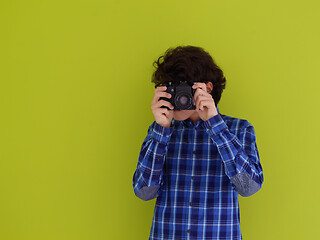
[160, 108, 170, 117]
[195, 94, 212, 106]
[155, 86, 167, 93]
[198, 100, 213, 111]
[193, 83, 207, 97]
[193, 88, 201, 105]
[154, 86, 167, 98]
[155, 100, 174, 110]
[195, 95, 203, 110]
[192, 83, 201, 103]
[192, 82, 207, 91]
[195, 95, 209, 109]
[193, 88, 210, 106]
[199, 82, 207, 92]
[196, 96, 213, 111]
[154, 107, 167, 117]
[152, 91, 172, 105]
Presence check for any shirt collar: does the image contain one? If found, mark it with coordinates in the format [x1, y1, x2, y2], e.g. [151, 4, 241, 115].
[171, 105, 219, 128]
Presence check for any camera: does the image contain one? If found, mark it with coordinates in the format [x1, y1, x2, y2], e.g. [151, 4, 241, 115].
[157, 81, 197, 111]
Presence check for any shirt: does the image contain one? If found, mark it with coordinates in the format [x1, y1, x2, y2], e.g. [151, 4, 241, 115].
[132, 106, 264, 240]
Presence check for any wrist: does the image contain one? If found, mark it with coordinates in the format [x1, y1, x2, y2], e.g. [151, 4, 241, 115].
[156, 121, 170, 129]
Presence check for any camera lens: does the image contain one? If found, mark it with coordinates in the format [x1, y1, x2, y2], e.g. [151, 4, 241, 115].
[179, 95, 188, 105]
[175, 93, 192, 110]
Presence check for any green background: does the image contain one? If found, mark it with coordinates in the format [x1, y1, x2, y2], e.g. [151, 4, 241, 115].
[1, 0, 319, 239]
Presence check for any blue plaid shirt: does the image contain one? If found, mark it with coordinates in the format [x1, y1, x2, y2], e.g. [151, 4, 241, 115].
[132, 106, 264, 240]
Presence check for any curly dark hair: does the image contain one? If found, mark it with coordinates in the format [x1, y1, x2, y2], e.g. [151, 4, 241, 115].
[152, 45, 226, 105]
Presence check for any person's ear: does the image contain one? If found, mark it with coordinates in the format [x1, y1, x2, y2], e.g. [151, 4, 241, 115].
[206, 82, 213, 94]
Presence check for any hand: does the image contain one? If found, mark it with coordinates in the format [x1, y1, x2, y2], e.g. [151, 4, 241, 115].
[192, 82, 218, 121]
[151, 86, 174, 128]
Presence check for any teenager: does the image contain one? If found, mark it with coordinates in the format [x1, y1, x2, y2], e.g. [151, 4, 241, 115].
[132, 45, 264, 240]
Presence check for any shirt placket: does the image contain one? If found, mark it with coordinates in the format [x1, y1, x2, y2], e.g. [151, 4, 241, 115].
[187, 122, 198, 239]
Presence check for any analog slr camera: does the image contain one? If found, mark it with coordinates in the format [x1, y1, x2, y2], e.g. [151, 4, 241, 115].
[157, 81, 197, 111]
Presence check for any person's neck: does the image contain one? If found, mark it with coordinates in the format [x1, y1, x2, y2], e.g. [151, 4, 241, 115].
[188, 111, 201, 125]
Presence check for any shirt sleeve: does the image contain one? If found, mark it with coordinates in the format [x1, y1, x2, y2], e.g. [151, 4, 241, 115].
[132, 121, 174, 201]
[203, 113, 264, 197]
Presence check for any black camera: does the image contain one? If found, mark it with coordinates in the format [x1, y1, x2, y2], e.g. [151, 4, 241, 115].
[157, 81, 197, 111]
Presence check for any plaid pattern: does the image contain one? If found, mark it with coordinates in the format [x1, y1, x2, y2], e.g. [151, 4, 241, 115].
[133, 107, 264, 240]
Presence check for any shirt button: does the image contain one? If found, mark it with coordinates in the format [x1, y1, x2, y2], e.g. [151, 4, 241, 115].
[193, 150, 196, 154]
[191, 176, 195, 180]
[187, 229, 191, 233]
[220, 146, 224, 150]
[189, 202, 192, 206]
[163, 133, 167, 137]
[208, 126, 212, 130]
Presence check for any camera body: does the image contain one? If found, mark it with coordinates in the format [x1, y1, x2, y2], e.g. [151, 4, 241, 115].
[158, 81, 197, 111]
